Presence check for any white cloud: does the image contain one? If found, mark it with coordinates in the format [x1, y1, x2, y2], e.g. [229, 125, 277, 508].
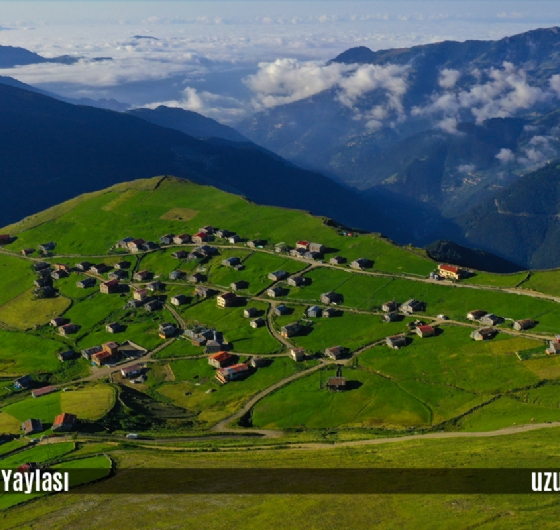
[496, 148, 515, 163]
[437, 116, 459, 134]
[439, 68, 460, 89]
[457, 164, 476, 173]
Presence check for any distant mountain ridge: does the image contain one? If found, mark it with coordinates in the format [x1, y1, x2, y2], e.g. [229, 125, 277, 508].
[0, 44, 110, 68]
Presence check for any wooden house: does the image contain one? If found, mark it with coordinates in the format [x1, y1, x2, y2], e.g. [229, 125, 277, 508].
[267, 286, 284, 298]
[415, 325, 436, 338]
[57, 350, 76, 361]
[217, 292, 237, 307]
[268, 270, 288, 281]
[386, 335, 407, 349]
[323, 308, 338, 318]
[307, 305, 322, 318]
[250, 318, 265, 328]
[308, 242, 324, 254]
[327, 377, 346, 392]
[324, 346, 346, 360]
[250, 356, 267, 368]
[121, 364, 143, 378]
[105, 322, 122, 334]
[192, 232, 209, 244]
[208, 351, 233, 368]
[382, 312, 400, 323]
[188, 273, 206, 283]
[287, 276, 305, 287]
[329, 256, 346, 265]
[479, 314, 503, 326]
[100, 279, 119, 294]
[320, 292, 341, 305]
[399, 299, 424, 313]
[195, 286, 215, 298]
[52, 413, 77, 432]
[59, 323, 79, 336]
[74, 261, 91, 272]
[133, 288, 149, 301]
[470, 328, 498, 341]
[244, 307, 259, 318]
[274, 305, 290, 316]
[467, 310, 487, 321]
[171, 294, 188, 306]
[22, 419, 42, 435]
[50, 317, 68, 327]
[513, 319, 536, 331]
[289, 348, 305, 362]
[144, 300, 162, 312]
[222, 257, 241, 267]
[114, 261, 131, 270]
[32, 385, 55, 398]
[438, 264, 466, 280]
[216, 364, 249, 384]
[133, 270, 152, 281]
[76, 277, 96, 289]
[173, 234, 191, 245]
[160, 234, 175, 245]
[169, 270, 185, 280]
[350, 258, 371, 270]
[281, 323, 300, 338]
[172, 250, 188, 259]
[231, 280, 249, 291]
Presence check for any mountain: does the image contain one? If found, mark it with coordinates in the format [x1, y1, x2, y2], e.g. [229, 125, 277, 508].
[456, 162, 560, 269]
[424, 240, 524, 274]
[128, 106, 249, 143]
[0, 44, 110, 68]
[0, 82, 401, 238]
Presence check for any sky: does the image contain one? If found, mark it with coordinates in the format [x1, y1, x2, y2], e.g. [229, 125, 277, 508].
[1, 1, 560, 122]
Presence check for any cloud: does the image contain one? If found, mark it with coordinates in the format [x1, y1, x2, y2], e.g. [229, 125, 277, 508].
[142, 86, 249, 123]
[457, 164, 475, 173]
[439, 68, 460, 89]
[496, 148, 515, 163]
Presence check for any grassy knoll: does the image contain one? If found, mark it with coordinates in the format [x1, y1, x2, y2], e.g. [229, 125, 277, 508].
[157, 357, 317, 425]
[0, 439, 27, 456]
[461, 271, 528, 288]
[5, 429, 560, 528]
[273, 309, 412, 353]
[360, 326, 541, 396]
[179, 300, 281, 354]
[523, 269, 560, 297]
[1, 177, 435, 276]
[0, 329, 63, 375]
[2, 385, 115, 432]
[55, 275, 99, 300]
[0, 254, 36, 307]
[0, 289, 71, 330]
[252, 365, 433, 429]
[0, 442, 74, 468]
[152, 338, 205, 359]
[524, 355, 560, 379]
[0, 412, 22, 433]
[286, 267, 560, 330]
[63, 293, 126, 336]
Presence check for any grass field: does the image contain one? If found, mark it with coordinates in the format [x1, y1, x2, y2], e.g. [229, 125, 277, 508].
[462, 271, 528, 288]
[179, 300, 282, 354]
[4, 429, 560, 528]
[523, 270, 560, 297]
[0, 289, 71, 330]
[0, 329, 63, 375]
[0, 254, 36, 307]
[157, 357, 318, 425]
[63, 293, 127, 336]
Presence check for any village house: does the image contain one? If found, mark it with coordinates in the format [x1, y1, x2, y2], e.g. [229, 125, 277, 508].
[208, 351, 233, 368]
[399, 299, 425, 313]
[290, 248, 305, 258]
[105, 322, 122, 334]
[327, 377, 346, 392]
[307, 305, 322, 318]
[21, 419, 43, 435]
[320, 292, 341, 305]
[39, 242, 56, 253]
[173, 234, 192, 245]
[382, 312, 400, 323]
[114, 261, 131, 270]
[267, 286, 285, 298]
[116, 237, 134, 249]
[81, 345, 102, 360]
[37, 267, 53, 278]
[171, 294, 189, 306]
[323, 308, 338, 318]
[205, 340, 224, 354]
[274, 305, 290, 316]
[217, 292, 237, 307]
[127, 238, 145, 253]
[415, 325, 436, 338]
[289, 348, 305, 362]
[382, 301, 399, 312]
[192, 232, 209, 244]
[231, 280, 249, 291]
[470, 328, 498, 341]
[386, 335, 407, 349]
[34, 277, 51, 288]
[268, 270, 288, 281]
[127, 299, 144, 309]
[215, 229, 231, 238]
[281, 323, 300, 338]
[195, 286, 215, 298]
[325, 346, 347, 360]
[34, 261, 50, 271]
[250, 318, 265, 328]
[59, 323, 79, 336]
[35, 286, 55, 298]
[296, 241, 309, 250]
[169, 270, 185, 280]
[247, 239, 266, 248]
[546, 342, 560, 355]
[287, 276, 305, 287]
[52, 413, 77, 432]
[199, 225, 215, 234]
[144, 300, 162, 312]
[75, 261, 91, 272]
[121, 364, 143, 378]
[0, 234, 11, 245]
[142, 241, 159, 251]
[50, 317, 68, 327]
[197, 245, 218, 256]
[308, 242, 325, 254]
[303, 251, 322, 260]
[185, 273, 203, 284]
[222, 257, 241, 267]
[329, 256, 346, 265]
[250, 356, 267, 368]
[133, 270, 152, 281]
[350, 258, 371, 270]
[133, 288, 149, 301]
[275, 244, 288, 253]
[159, 323, 176, 339]
[76, 277, 96, 289]
[244, 307, 259, 318]
[32, 386, 55, 398]
[57, 350, 75, 362]
[14, 375, 32, 389]
[90, 264, 110, 275]
[438, 264, 466, 280]
[480, 314, 504, 326]
[100, 279, 120, 294]
[108, 270, 127, 281]
[160, 234, 175, 245]
[187, 251, 202, 261]
[216, 363, 249, 384]
[146, 281, 165, 292]
[21, 248, 35, 256]
[53, 263, 70, 272]
[228, 234, 241, 244]
[172, 250, 188, 260]
[514, 319, 536, 331]
[467, 310, 487, 321]
[91, 343, 119, 366]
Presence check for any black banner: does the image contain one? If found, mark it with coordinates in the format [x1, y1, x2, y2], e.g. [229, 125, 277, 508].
[17, 468, 560, 494]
